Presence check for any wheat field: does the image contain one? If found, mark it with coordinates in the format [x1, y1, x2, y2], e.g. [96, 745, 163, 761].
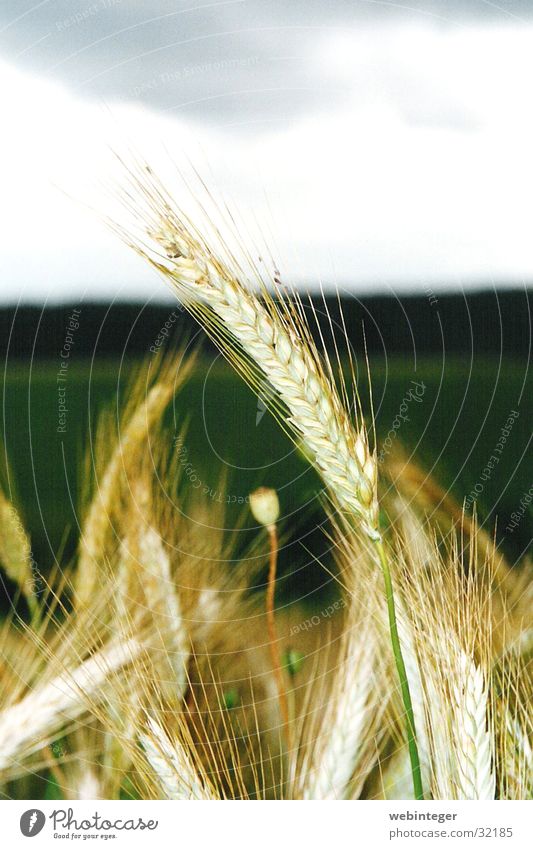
[0, 165, 531, 801]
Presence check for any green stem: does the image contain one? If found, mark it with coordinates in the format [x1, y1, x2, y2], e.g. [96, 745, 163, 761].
[375, 538, 424, 800]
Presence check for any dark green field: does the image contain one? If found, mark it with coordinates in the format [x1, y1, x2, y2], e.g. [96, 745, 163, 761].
[1, 355, 531, 593]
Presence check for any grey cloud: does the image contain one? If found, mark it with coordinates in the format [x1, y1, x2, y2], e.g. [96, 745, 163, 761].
[0, 0, 531, 129]
[1, 1, 360, 127]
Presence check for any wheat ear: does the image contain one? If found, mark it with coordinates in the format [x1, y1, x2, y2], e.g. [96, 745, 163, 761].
[450, 651, 495, 799]
[0, 490, 36, 614]
[140, 716, 217, 800]
[115, 172, 379, 541]
[137, 526, 190, 700]
[74, 769, 102, 800]
[76, 359, 187, 608]
[0, 638, 142, 774]
[301, 609, 378, 799]
[501, 714, 533, 799]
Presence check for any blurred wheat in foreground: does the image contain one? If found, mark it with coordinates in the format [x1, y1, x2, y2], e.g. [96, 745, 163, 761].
[0, 168, 531, 800]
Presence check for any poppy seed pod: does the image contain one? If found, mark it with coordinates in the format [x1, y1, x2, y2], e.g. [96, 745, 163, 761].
[249, 487, 280, 529]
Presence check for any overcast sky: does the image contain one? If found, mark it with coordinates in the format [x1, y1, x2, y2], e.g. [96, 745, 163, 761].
[1, 0, 533, 302]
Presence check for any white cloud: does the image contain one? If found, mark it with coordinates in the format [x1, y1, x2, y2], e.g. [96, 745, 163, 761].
[1, 22, 533, 303]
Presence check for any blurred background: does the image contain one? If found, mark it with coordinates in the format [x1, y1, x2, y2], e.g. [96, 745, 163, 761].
[0, 1, 531, 590]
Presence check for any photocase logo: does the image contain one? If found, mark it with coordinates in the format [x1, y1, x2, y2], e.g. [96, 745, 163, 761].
[20, 809, 46, 837]
[256, 377, 277, 426]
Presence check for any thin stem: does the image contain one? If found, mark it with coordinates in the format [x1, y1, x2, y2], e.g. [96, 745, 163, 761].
[375, 538, 424, 800]
[266, 524, 292, 752]
[27, 592, 40, 625]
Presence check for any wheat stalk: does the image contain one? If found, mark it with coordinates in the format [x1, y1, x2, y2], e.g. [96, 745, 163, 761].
[0, 637, 143, 774]
[113, 163, 426, 798]
[389, 607, 432, 798]
[140, 716, 217, 800]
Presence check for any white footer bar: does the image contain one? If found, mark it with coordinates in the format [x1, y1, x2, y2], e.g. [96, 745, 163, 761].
[2, 799, 530, 848]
